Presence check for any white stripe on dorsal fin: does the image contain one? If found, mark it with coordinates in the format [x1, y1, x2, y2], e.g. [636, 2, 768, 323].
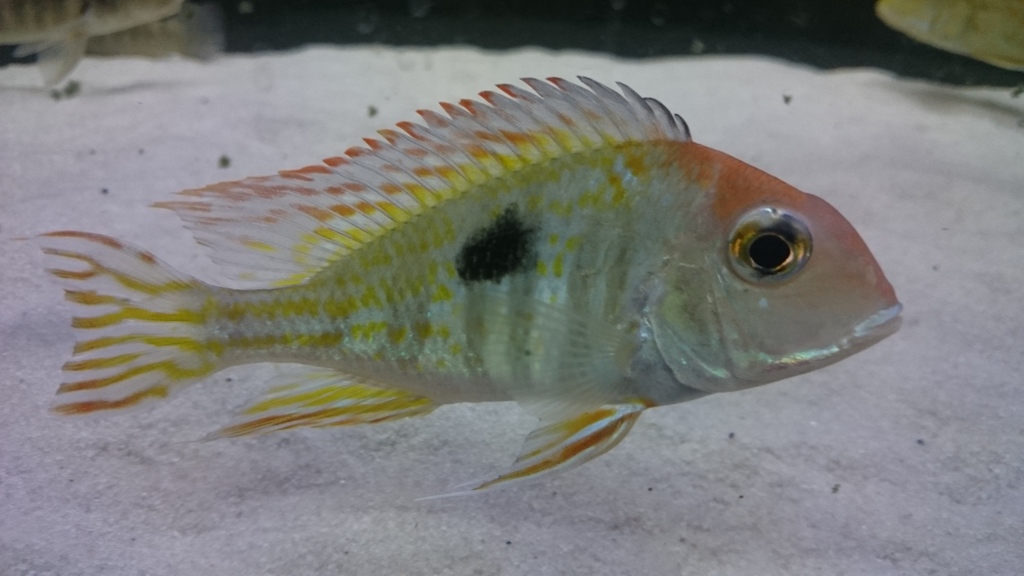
[156, 78, 691, 287]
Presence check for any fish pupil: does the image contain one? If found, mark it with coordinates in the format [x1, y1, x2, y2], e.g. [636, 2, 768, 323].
[456, 205, 536, 283]
[748, 232, 792, 273]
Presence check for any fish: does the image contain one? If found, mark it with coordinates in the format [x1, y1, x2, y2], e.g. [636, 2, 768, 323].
[84, 2, 223, 61]
[876, 0, 1024, 71]
[0, 0, 218, 86]
[38, 77, 902, 494]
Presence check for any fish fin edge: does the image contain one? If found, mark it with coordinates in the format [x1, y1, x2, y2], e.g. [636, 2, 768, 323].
[422, 400, 648, 498]
[207, 366, 437, 439]
[155, 78, 689, 287]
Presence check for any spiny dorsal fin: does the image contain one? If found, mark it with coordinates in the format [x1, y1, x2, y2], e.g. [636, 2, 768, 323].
[155, 77, 691, 287]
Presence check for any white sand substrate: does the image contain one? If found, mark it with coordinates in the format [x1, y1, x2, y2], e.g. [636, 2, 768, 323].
[1, 46, 1022, 576]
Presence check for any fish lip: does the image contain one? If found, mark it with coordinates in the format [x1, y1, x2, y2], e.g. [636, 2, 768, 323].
[851, 302, 903, 344]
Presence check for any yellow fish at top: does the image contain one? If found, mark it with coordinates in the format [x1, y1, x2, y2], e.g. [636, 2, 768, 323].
[39, 77, 902, 494]
[876, 0, 1024, 71]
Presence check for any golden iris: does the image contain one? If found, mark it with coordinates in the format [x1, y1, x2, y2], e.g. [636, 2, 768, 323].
[728, 208, 812, 283]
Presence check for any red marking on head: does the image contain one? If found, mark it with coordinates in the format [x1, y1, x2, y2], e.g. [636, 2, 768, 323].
[675, 142, 808, 223]
[323, 156, 347, 167]
[345, 146, 369, 158]
[364, 138, 384, 150]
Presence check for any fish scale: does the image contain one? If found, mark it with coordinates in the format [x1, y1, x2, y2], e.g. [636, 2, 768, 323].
[37, 77, 901, 495]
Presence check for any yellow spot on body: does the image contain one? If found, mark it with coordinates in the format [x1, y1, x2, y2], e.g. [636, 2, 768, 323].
[548, 233, 559, 245]
[565, 236, 581, 251]
[388, 325, 408, 344]
[432, 283, 453, 303]
[413, 321, 433, 340]
[526, 193, 543, 212]
[611, 184, 625, 206]
[450, 343, 463, 356]
[553, 254, 564, 278]
[536, 260, 548, 275]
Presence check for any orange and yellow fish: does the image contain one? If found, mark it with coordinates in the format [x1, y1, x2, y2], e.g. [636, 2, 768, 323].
[39, 77, 902, 494]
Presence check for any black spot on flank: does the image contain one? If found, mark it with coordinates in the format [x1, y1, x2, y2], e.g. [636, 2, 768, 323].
[456, 206, 535, 283]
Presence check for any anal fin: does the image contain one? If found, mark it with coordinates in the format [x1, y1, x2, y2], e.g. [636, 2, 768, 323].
[209, 368, 436, 439]
[428, 401, 648, 497]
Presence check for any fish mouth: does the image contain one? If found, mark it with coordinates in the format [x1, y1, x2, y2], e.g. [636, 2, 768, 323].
[850, 302, 903, 346]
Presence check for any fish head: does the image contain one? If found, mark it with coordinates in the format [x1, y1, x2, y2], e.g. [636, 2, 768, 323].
[648, 143, 901, 394]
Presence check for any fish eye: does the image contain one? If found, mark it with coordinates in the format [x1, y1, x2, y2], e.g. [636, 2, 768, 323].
[728, 208, 812, 283]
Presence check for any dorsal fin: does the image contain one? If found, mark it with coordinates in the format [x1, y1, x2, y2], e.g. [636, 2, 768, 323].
[155, 77, 691, 287]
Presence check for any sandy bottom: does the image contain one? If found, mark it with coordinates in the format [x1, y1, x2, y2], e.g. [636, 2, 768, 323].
[1, 46, 1022, 576]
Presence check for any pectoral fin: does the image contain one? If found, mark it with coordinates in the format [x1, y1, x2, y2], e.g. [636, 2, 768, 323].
[208, 367, 436, 439]
[18, 21, 90, 87]
[428, 401, 648, 497]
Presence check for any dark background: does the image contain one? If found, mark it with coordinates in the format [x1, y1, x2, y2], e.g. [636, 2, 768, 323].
[4, 0, 1023, 86]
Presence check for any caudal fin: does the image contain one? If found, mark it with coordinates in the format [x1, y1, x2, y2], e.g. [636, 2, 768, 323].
[39, 231, 221, 415]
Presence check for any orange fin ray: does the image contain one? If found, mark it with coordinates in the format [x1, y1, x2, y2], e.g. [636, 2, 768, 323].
[154, 78, 690, 288]
[425, 401, 648, 498]
[39, 232, 219, 416]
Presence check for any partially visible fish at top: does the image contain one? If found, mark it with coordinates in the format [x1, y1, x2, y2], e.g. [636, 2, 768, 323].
[876, 0, 1024, 71]
[38, 77, 902, 495]
[0, 0, 220, 86]
[85, 2, 223, 61]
